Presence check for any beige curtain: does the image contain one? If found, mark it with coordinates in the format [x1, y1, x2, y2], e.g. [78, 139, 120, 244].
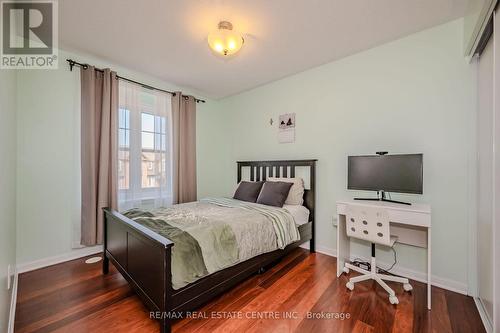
[171, 92, 197, 203]
[80, 66, 118, 246]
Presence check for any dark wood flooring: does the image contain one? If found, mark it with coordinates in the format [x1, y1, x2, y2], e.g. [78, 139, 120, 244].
[14, 248, 485, 333]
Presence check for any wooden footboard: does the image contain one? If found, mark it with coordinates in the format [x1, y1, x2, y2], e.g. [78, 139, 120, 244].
[103, 208, 174, 333]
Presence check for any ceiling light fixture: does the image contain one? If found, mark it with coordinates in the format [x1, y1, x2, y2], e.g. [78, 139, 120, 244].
[208, 21, 244, 57]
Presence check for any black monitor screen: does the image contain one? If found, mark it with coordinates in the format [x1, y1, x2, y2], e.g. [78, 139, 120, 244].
[348, 154, 423, 194]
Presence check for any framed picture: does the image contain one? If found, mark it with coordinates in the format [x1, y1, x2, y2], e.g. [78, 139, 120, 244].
[278, 113, 295, 143]
[279, 113, 295, 129]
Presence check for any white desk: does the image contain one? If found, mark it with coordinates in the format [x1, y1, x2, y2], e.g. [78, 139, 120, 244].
[336, 200, 432, 309]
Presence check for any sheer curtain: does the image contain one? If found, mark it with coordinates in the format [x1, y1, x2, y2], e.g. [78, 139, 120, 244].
[118, 80, 173, 211]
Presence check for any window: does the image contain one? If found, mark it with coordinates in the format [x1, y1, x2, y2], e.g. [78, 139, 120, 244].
[141, 113, 167, 188]
[118, 108, 130, 190]
[118, 81, 172, 210]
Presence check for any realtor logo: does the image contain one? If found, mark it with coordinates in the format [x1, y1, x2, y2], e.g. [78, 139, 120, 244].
[1, 0, 58, 69]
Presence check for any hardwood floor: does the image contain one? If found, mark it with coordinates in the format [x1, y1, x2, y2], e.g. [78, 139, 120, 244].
[14, 249, 485, 333]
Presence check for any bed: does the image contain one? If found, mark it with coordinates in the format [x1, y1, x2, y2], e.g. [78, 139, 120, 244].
[102, 159, 316, 333]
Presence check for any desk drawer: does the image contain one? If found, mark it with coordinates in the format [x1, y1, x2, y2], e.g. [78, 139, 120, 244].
[389, 210, 430, 228]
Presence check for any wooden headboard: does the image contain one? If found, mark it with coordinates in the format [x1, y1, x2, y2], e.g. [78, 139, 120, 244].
[236, 159, 317, 231]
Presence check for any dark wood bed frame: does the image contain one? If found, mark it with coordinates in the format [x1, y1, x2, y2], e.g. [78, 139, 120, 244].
[102, 159, 316, 333]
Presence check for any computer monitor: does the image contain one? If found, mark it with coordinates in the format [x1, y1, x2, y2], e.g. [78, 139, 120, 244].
[348, 154, 423, 204]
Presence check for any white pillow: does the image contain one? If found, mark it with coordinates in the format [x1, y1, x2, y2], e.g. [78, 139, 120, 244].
[267, 177, 304, 205]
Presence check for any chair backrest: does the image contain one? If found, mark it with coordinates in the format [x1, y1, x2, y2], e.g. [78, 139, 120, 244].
[346, 203, 391, 246]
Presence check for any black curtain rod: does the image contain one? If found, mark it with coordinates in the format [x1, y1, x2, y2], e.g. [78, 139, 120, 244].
[66, 59, 206, 103]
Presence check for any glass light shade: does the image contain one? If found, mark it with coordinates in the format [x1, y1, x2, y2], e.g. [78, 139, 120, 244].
[208, 21, 244, 56]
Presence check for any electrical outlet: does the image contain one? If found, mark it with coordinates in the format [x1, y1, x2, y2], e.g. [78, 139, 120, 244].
[332, 216, 338, 227]
[7, 264, 12, 290]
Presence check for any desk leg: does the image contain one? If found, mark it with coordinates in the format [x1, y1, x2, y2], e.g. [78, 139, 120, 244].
[427, 227, 432, 310]
[336, 214, 350, 277]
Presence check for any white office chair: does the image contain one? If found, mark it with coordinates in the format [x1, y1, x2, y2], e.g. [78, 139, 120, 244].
[343, 203, 412, 304]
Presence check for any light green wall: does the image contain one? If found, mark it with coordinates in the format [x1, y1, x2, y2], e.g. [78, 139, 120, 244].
[0, 69, 17, 331]
[15, 48, 226, 264]
[218, 19, 477, 286]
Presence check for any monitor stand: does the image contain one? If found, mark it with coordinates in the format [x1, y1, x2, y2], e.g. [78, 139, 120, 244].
[354, 191, 411, 206]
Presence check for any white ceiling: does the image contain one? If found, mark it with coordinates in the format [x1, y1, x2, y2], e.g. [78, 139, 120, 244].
[59, 0, 468, 99]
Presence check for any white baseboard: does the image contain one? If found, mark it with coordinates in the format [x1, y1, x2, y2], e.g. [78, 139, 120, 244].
[474, 297, 493, 333]
[7, 269, 18, 333]
[300, 244, 468, 295]
[16, 245, 103, 274]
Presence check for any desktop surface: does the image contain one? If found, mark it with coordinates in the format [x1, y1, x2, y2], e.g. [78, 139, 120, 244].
[337, 199, 431, 214]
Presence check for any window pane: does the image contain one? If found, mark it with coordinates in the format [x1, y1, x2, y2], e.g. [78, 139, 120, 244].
[119, 129, 124, 147]
[161, 117, 166, 134]
[140, 113, 166, 188]
[161, 134, 166, 151]
[142, 132, 154, 150]
[119, 109, 125, 128]
[142, 151, 158, 188]
[119, 129, 130, 148]
[118, 150, 130, 190]
[142, 113, 154, 132]
[119, 108, 130, 129]
[154, 133, 161, 150]
[118, 108, 130, 190]
[155, 116, 161, 134]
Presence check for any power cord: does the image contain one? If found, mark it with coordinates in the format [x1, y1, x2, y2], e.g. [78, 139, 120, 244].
[378, 247, 397, 274]
[349, 246, 398, 274]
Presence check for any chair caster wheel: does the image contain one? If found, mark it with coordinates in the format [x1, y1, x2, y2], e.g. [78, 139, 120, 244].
[343, 267, 350, 274]
[403, 283, 413, 292]
[389, 296, 399, 305]
[346, 281, 354, 291]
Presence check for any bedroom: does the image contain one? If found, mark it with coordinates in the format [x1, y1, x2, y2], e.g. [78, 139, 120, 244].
[0, 0, 498, 332]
